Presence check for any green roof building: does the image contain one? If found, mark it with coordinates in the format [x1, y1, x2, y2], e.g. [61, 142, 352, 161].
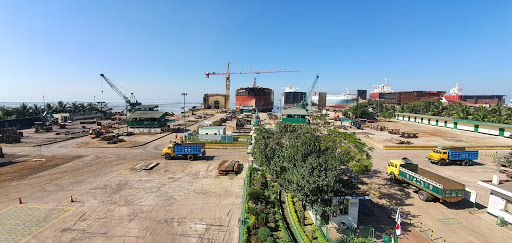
[281, 108, 308, 124]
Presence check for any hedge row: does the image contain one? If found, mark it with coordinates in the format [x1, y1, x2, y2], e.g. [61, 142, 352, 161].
[287, 194, 312, 243]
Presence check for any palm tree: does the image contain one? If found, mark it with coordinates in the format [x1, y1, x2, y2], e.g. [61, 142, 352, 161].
[472, 106, 489, 122]
[14, 103, 30, 118]
[0, 106, 9, 119]
[45, 103, 54, 113]
[55, 101, 68, 113]
[70, 102, 79, 114]
[456, 104, 470, 120]
[77, 103, 86, 114]
[31, 104, 42, 116]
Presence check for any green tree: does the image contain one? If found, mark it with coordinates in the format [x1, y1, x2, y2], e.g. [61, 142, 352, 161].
[349, 103, 370, 119]
[14, 103, 30, 118]
[253, 123, 373, 226]
[45, 103, 54, 113]
[55, 101, 68, 113]
[31, 104, 42, 116]
[472, 105, 489, 122]
[70, 102, 79, 114]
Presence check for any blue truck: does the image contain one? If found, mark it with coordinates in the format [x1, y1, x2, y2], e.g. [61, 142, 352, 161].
[427, 146, 478, 166]
[162, 142, 206, 161]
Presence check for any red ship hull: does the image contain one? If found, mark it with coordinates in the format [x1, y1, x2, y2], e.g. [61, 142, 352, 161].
[369, 93, 380, 99]
[235, 87, 274, 112]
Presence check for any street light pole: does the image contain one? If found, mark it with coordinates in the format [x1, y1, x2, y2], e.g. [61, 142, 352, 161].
[182, 93, 187, 135]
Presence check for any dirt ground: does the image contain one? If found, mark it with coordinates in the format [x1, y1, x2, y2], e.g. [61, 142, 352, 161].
[72, 133, 170, 148]
[357, 119, 512, 149]
[1, 119, 115, 147]
[0, 154, 84, 184]
[0, 112, 246, 243]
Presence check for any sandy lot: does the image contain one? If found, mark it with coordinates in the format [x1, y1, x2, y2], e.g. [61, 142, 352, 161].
[358, 119, 512, 149]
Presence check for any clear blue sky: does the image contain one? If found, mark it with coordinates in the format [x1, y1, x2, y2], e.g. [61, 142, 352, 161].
[1, 0, 511, 104]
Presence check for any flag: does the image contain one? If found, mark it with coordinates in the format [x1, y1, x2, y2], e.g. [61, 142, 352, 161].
[391, 233, 395, 243]
[395, 208, 402, 236]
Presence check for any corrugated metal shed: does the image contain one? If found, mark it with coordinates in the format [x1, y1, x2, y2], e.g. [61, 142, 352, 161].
[281, 108, 307, 115]
[128, 111, 166, 119]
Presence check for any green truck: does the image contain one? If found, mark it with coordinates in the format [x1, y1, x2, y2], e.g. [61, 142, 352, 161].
[387, 158, 465, 202]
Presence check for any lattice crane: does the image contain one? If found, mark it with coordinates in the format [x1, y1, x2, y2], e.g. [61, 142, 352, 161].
[99, 73, 141, 112]
[205, 62, 298, 109]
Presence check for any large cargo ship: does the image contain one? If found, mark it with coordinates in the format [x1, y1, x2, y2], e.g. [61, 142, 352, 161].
[311, 88, 357, 108]
[282, 85, 306, 108]
[369, 77, 393, 99]
[235, 84, 274, 112]
[443, 83, 505, 106]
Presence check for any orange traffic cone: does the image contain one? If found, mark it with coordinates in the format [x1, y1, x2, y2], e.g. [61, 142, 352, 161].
[70, 196, 74, 203]
[19, 197, 22, 204]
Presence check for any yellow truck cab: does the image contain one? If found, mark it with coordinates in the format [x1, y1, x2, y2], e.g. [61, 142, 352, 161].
[386, 157, 415, 182]
[427, 148, 448, 164]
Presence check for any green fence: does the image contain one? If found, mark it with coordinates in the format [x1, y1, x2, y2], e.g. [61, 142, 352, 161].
[315, 216, 374, 243]
[239, 167, 250, 243]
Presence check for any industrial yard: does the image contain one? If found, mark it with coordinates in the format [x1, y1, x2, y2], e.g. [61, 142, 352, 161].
[1, 109, 512, 242]
[0, 113, 248, 242]
[359, 119, 512, 149]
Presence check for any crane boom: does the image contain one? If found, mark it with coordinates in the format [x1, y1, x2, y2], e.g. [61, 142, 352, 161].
[301, 74, 319, 110]
[307, 74, 320, 104]
[205, 62, 299, 110]
[99, 73, 141, 111]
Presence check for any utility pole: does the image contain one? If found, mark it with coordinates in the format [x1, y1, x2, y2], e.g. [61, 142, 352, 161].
[182, 93, 187, 136]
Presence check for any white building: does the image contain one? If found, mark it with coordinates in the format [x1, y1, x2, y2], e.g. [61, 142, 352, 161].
[310, 196, 370, 227]
[478, 179, 512, 224]
[198, 126, 226, 135]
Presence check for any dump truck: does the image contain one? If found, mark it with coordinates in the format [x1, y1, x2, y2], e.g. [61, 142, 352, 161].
[387, 158, 465, 202]
[218, 160, 240, 175]
[162, 142, 206, 161]
[427, 146, 478, 166]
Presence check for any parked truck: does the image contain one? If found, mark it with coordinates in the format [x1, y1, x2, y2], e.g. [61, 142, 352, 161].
[162, 142, 206, 161]
[387, 157, 466, 202]
[427, 146, 478, 166]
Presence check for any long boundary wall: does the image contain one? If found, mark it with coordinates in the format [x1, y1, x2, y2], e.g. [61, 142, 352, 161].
[395, 113, 512, 138]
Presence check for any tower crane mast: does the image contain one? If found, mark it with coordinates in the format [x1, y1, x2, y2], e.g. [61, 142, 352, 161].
[205, 62, 298, 110]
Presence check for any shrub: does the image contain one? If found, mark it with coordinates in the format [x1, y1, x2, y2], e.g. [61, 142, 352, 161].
[248, 188, 264, 203]
[355, 238, 371, 243]
[247, 205, 258, 216]
[259, 213, 267, 225]
[258, 227, 272, 241]
[287, 194, 311, 243]
[265, 237, 275, 243]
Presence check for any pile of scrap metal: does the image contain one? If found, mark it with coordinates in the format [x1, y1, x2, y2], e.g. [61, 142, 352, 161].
[388, 129, 400, 135]
[100, 134, 126, 144]
[369, 124, 388, 131]
[0, 128, 22, 144]
[396, 139, 413, 145]
[217, 160, 240, 175]
[400, 132, 418, 138]
[34, 122, 53, 133]
[267, 113, 278, 120]
[498, 152, 512, 178]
